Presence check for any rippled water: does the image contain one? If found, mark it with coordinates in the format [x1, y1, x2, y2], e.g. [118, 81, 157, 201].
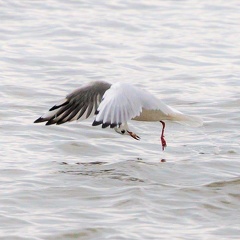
[1, 0, 240, 239]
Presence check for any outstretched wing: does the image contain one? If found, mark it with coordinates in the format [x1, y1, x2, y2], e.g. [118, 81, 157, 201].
[92, 82, 144, 128]
[34, 81, 111, 125]
[92, 82, 203, 128]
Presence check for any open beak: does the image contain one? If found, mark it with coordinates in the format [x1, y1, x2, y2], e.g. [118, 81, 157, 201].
[127, 131, 140, 140]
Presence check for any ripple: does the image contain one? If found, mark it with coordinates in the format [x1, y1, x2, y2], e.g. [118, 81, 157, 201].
[1, 0, 240, 239]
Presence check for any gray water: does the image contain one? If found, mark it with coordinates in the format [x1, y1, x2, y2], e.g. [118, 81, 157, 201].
[1, 0, 240, 239]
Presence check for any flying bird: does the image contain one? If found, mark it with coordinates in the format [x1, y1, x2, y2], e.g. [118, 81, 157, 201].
[34, 81, 203, 150]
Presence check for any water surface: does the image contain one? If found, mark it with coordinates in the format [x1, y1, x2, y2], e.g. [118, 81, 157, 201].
[1, 0, 240, 239]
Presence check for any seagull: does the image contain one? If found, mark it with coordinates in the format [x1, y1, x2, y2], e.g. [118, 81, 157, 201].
[34, 81, 203, 150]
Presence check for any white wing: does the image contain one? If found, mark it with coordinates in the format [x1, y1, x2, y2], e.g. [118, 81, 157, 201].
[92, 82, 203, 128]
[93, 82, 143, 128]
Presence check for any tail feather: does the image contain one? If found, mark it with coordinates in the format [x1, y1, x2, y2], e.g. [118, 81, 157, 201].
[170, 113, 203, 127]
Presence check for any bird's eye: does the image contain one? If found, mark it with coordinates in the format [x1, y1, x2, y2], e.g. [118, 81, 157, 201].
[121, 130, 125, 134]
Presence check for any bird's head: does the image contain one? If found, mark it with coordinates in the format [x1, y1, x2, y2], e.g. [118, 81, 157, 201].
[114, 123, 140, 140]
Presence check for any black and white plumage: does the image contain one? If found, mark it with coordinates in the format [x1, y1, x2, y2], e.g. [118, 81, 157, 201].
[34, 81, 203, 150]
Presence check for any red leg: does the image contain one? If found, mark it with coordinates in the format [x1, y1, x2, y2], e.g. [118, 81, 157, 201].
[160, 121, 167, 151]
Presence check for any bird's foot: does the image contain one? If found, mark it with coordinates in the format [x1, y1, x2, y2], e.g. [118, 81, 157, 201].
[161, 135, 167, 151]
[127, 131, 140, 140]
[160, 121, 167, 151]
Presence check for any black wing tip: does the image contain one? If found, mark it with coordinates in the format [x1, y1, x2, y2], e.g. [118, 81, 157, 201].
[102, 122, 111, 128]
[56, 121, 66, 125]
[34, 117, 45, 123]
[34, 117, 56, 125]
[49, 101, 69, 111]
[45, 119, 56, 125]
[49, 105, 58, 111]
[92, 120, 102, 126]
[110, 123, 117, 128]
[95, 109, 99, 115]
[92, 121, 118, 129]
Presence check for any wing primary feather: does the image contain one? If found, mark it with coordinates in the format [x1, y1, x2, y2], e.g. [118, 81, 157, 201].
[64, 104, 82, 122]
[56, 104, 78, 124]
[92, 120, 102, 126]
[44, 104, 73, 125]
[94, 94, 100, 115]
[117, 104, 123, 125]
[110, 123, 117, 128]
[102, 122, 110, 128]
[34, 81, 112, 125]
[86, 99, 94, 118]
[34, 117, 46, 123]
[45, 116, 57, 125]
[49, 101, 69, 111]
[77, 104, 88, 120]
[54, 103, 73, 120]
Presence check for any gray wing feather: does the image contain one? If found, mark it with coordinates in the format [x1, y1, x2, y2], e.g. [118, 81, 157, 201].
[34, 81, 111, 125]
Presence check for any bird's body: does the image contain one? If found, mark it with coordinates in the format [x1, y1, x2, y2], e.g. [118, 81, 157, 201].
[34, 81, 203, 150]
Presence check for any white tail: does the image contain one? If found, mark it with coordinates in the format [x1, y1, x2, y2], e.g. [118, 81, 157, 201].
[170, 113, 203, 127]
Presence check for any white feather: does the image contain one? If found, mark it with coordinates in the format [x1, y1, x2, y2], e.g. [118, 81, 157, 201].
[95, 82, 143, 124]
[95, 82, 203, 127]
